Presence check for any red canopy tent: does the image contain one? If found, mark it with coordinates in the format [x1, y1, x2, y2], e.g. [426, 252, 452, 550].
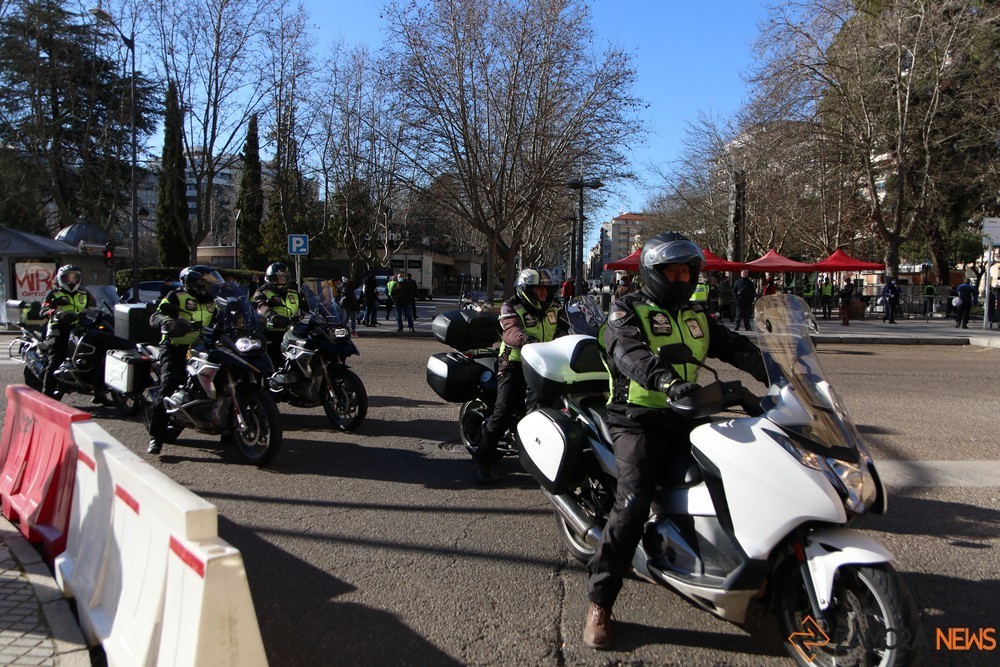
[605, 247, 747, 273]
[604, 246, 642, 271]
[744, 249, 815, 273]
[701, 249, 747, 272]
[812, 248, 885, 272]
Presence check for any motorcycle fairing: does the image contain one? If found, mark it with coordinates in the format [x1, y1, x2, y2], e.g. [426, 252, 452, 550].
[804, 527, 893, 610]
[690, 417, 846, 559]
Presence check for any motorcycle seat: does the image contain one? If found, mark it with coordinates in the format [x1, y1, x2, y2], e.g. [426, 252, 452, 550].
[584, 402, 615, 449]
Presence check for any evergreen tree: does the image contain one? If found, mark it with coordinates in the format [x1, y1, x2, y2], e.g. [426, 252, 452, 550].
[235, 114, 266, 272]
[156, 81, 191, 266]
[0, 0, 158, 232]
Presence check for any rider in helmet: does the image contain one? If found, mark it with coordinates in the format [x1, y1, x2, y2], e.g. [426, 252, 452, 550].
[39, 264, 96, 398]
[581, 232, 768, 650]
[252, 262, 310, 379]
[474, 268, 569, 485]
[146, 265, 223, 455]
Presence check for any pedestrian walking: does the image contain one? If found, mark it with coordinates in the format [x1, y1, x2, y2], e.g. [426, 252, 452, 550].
[394, 272, 416, 332]
[338, 276, 358, 334]
[881, 279, 900, 324]
[732, 270, 756, 331]
[954, 279, 977, 329]
[839, 278, 855, 326]
[820, 277, 834, 318]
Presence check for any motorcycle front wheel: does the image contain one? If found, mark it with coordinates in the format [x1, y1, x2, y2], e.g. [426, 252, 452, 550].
[230, 385, 282, 466]
[777, 562, 924, 667]
[322, 369, 368, 432]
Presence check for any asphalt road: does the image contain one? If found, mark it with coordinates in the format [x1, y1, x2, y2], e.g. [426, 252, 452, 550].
[1, 336, 998, 666]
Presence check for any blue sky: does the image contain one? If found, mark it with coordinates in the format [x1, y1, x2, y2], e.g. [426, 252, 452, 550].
[299, 0, 770, 248]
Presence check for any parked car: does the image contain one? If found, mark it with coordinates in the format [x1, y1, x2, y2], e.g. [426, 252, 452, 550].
[354, 275, 390, 306]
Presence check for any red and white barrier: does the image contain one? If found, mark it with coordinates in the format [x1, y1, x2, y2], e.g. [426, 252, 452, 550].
[47, 414, 267, 665]
[0, 385, 89, 562]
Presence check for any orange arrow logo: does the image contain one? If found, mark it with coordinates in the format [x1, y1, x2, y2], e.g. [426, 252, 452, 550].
[788, 615, 831, 662]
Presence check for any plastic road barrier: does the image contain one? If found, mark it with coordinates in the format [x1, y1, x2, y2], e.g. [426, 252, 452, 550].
[0, 385, 90, 563]
[54, 422, 267, 665]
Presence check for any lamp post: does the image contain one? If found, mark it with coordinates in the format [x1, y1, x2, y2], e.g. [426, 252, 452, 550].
[566, 178, 603, 296]
[89, 7, 139, 302]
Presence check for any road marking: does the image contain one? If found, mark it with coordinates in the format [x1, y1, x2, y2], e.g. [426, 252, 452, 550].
[0, 359, 23, 365]
[876, 460, 1000, 488]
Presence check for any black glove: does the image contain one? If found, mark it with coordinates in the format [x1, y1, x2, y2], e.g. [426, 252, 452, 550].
[660, 377, 699, 401]
[54, 310, 75, 322]
[166, 319, 191, 335]
[267, 296, 283, 307]
[54, 296, 71, 306]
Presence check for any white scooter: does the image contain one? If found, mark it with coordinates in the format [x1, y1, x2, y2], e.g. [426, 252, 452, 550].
[516, 294, 923, 666]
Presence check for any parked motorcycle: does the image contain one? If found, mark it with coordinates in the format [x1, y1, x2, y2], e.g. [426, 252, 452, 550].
[426, 297, 607, 459]
[267, 286, 368, 431]
[10, 286, 141, 416]
[516, 294, 923, 666]
[136, 296, 283, 466]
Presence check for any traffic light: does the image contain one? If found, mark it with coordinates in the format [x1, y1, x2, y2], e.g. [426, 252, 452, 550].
[104, 242, 114, 267]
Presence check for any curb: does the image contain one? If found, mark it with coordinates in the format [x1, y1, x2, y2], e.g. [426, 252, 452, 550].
[0, 519, 90, 667]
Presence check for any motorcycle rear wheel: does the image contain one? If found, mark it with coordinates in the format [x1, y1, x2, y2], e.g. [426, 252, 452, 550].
[22, 365, 43, 391]
[141, 399, 183, 444]
[322, 369, 368, 432]
[459, 398, 489, 456]
[110, 391, 141, 417]
[230, 385, 282, 466]
[553, 512, 597, 563]
[777, 562, 924, 667]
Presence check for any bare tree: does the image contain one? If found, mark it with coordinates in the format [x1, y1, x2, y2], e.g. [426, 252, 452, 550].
[751, 0, 991, 277]
[383, 0, 643, 299]
[144, 0, 276, 262]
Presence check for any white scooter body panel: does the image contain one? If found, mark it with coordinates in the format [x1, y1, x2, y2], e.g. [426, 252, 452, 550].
[805, 527, 893, 608]
[690, 417, 847, 559]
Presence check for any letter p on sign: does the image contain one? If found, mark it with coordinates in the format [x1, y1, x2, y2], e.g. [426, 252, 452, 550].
[288, 234, 309, 256]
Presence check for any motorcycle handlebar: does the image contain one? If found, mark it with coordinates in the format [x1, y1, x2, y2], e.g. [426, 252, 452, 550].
[669, 380, 762, 419]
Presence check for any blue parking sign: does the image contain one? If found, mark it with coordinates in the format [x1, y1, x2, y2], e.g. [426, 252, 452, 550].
[288, 234, 309, 255]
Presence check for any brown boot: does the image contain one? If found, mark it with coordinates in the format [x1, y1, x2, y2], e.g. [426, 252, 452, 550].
[583, 602, 614, 649]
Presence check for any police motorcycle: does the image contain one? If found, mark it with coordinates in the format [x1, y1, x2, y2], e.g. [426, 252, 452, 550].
[425, 297, 606, 459]
[517, 294, 923, 666]
[266, 284, 368, 431]
[11, 286, 142, 416]
[138, 294, 283, 466]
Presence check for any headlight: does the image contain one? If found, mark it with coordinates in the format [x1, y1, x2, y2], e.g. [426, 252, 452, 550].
[234, 337, 262, 353]
[771, 430, 877, 515]
[333, 327, 349, 339]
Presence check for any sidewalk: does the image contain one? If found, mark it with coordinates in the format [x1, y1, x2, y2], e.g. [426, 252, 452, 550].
[0, 519, 89, 666]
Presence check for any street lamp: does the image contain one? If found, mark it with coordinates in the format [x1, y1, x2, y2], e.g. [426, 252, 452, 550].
[89, 7, 139, 302]
[566, 178, 603, 296]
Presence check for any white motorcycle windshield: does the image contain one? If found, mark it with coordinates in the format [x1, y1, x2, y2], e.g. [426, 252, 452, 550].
[752, 294, 868, 458]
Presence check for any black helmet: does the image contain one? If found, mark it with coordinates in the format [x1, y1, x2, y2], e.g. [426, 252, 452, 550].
[180, 265, 224, 301]
[264, 262, 290, 291]
[56, 264, 83, 293]
[639, 232, 705, 308]
[515, 268, 556, 311]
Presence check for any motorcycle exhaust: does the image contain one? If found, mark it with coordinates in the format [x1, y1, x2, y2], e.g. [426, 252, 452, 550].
[544, 491, 602, 546]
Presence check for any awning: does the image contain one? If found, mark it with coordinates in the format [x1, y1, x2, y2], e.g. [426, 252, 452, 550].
[604, 246, 642, 271]
[744, 249, 815, 273]
[812, 248, 885, 272]
[701, 249, 747, 272]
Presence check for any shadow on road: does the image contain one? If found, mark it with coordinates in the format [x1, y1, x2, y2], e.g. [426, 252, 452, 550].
[218, 516, 463, 666]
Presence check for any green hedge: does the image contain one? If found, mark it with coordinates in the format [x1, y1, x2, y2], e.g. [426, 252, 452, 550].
[113, 267, 263, 292]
